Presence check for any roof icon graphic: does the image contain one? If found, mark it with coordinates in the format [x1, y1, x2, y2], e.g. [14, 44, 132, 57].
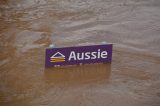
[51, 52, 65, 58]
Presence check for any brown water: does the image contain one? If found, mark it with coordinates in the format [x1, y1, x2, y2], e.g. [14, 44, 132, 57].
[0, 0, 160, 106]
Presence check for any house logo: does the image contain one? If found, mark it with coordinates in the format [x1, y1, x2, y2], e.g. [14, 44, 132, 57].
[50, 52, 65, 63]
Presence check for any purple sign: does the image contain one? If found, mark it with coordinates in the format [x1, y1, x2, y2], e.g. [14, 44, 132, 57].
[45, 44, 112, 67]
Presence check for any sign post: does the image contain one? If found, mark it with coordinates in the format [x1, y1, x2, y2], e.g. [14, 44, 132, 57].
[45, 44, 112, 67]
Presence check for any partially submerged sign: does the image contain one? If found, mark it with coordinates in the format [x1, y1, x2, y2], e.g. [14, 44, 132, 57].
[45, 44, 112, 67]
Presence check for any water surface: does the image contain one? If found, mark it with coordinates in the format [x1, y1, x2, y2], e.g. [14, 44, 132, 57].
[0, 0, 160, 106]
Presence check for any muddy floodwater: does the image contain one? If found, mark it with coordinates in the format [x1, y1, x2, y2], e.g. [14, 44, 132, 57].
[0, 0, 160, 106]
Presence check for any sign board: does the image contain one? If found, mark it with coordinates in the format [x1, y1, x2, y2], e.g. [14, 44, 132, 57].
[45, 44, 112, 67]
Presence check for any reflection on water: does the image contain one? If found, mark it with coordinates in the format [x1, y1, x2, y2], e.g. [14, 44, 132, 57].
[44, 63, 111, 85]
[0, 0, 160, 106]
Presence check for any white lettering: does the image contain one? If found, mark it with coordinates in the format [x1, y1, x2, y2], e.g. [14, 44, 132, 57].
[77, 53, 84, 60]
[91, 52, 97, 59]
[101, 51, 108, 58]
[68, 51, 77, 61]
[97, 49, 101, 59]
[68, 49, 108, 61]
[85, 52, 90, 60]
